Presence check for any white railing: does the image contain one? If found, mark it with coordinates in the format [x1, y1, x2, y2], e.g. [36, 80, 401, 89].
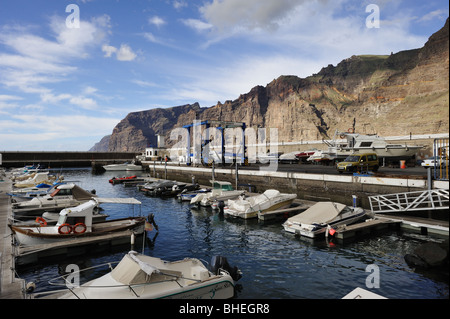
[369, 189, 449, 214]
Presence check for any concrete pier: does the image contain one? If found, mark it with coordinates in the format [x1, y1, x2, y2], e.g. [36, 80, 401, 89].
[0, 174, 24, 299]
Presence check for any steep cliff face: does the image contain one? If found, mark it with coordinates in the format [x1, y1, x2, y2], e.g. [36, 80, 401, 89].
[108, 103, 202, 151]
[101, 19, 448, 152]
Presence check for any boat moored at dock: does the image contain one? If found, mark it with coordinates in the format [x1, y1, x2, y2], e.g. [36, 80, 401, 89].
[9, 199, 145, 246]
[224, 189, 297, 219]
[282, 201, 371, 238]
[35, 251, 242, 299]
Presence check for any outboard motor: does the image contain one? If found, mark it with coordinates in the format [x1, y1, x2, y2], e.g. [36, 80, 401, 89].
[217, 200, 225, 214]
[210, 256, 242, 281]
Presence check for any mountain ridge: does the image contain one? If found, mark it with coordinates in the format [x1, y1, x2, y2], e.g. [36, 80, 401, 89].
[91, 18, 449, 152]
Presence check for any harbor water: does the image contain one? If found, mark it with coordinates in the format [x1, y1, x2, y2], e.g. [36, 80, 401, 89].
[16, 168, 448, 299]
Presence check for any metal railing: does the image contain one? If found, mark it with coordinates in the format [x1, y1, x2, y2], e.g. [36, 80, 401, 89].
[433, 138, 449, 181]
[369, 189, 449, 214]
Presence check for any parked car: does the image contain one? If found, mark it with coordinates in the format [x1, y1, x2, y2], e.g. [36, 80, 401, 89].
[421, 156, 448, 169]
[336, 153, 379, 173]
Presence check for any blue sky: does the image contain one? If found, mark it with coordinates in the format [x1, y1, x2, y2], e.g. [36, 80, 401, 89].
[0, 0, 448, 151]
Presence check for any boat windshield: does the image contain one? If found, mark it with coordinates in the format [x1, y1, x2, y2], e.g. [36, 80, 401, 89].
[57, 214, 67, 226]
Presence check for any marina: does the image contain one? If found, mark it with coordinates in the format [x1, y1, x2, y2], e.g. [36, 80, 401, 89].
[1, 166, 448, 299]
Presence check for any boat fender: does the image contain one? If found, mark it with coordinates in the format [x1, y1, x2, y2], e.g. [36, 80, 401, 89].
[58, 223, 72, 235]
[73, 223, 87, 234]
[35, 217, 47, 226]
[210, 256, 242, 282]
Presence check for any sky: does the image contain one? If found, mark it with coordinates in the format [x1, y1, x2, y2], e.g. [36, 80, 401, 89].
[0, 0, 448, 151]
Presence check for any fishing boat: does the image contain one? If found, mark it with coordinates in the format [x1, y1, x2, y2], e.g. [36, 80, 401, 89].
[9, 199, 145, 246]
[11, 183, 97, 218]
[190, 181, 245, 208]
[224, 190, 297, 219]
[34, 251, 241, 299]
[282, 201, 369, 238]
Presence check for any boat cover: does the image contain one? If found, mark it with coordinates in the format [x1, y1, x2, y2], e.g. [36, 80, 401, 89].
[111, 252, 181, 285]
[71, 185, 97, 201]
[288, 202, 346, 224]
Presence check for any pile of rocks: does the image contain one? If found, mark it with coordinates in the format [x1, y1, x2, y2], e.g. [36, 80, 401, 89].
[404, 240, 449, 269]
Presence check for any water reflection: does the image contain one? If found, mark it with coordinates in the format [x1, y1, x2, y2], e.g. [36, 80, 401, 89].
[15, 169, 449, 299]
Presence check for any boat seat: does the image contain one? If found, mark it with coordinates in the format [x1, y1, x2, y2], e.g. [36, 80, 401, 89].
[190, 265, 210, 281]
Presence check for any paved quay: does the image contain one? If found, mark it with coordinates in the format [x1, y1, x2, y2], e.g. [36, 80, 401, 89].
[0, 173, 24, 299]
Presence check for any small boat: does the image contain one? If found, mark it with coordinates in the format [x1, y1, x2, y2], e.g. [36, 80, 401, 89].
[140, 180, 177, 196]
[8, 182, 66, 202]
[103, 162, 143, 171]
[13, 172, 61, 188]
[279, 152, 300, 164]
[12, 183, 97, 218]
[109, 175, 138, 184]
[9, 199, 145, 246]
[178, 187, 211, 202]
[190, 181, 245, 208]
[282, 201, 369, 238]
[224, 190, 297, 219]
[37, 251, 242, 299]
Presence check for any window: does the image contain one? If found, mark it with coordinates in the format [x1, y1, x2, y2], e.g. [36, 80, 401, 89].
[360, 142, 372, 147]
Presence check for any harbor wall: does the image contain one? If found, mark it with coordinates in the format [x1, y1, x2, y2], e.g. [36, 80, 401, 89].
[146, 164, 448, 211]
[0, 151, 140, 168]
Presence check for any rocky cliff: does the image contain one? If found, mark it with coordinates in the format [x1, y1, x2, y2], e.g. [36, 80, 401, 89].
[97, 18, 449, 152]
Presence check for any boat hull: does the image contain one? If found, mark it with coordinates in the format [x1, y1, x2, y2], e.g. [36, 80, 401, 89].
[10, 217, 145, 246]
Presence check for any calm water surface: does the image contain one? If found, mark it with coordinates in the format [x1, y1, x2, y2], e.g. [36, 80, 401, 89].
[16, 169, 449, 299]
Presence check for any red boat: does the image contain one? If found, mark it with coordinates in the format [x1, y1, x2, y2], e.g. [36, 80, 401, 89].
[109, 175, 137, 184]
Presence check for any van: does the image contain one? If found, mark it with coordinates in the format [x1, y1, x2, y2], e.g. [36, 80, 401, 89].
[336, 153, 379, 173]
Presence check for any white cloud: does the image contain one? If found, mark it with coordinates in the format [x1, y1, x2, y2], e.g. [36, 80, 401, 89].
[102, 44, 117, 57]
[200, 0, 304, 32]
[0, 114, 119, 151]
[102, 43, 137, 61]
[173, 1, 188, 10]
[182, 19, 213, 32]
[0, 15, 110, 94]
[149, 16, 166, 28]
[116, 44, 137, 61]
[418, 9, 448, 22]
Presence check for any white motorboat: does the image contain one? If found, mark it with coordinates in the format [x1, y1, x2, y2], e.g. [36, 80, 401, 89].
[224, 189, 297, 219]
[35, 251, 242, 299]
[282, 201, 369, 238]
[12, 183, 96, 218]
[103, 162, 143, 171]
[190, 181, 245, 208]
[9, 198, 145, 246]
[321, 129, 425, 160]
[279, 152, 300, 163]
